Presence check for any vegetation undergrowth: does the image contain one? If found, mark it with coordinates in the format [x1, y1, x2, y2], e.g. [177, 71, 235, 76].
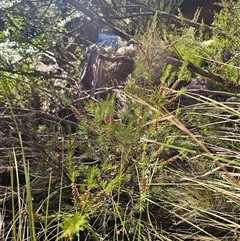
[1, 0, 240, 240]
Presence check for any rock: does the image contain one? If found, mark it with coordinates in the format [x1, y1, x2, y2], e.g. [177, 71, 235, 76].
[116, 44, 135, 56]
[177, 77, 210, 106]
[179, 0, 221, 25]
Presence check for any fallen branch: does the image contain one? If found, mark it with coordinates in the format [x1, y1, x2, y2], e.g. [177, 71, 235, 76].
[164, 55, 240, 90]
[64, 0, 132, 41]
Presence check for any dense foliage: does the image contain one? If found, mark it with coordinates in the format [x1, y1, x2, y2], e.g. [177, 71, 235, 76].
[1, 0, 240, 241]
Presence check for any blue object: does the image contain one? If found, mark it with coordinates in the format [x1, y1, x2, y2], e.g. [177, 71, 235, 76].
[222, 50, 232, 62]
[56, 0, 66, 11]
[57, 0, 64, 5]
[97, 33, 119, 48]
